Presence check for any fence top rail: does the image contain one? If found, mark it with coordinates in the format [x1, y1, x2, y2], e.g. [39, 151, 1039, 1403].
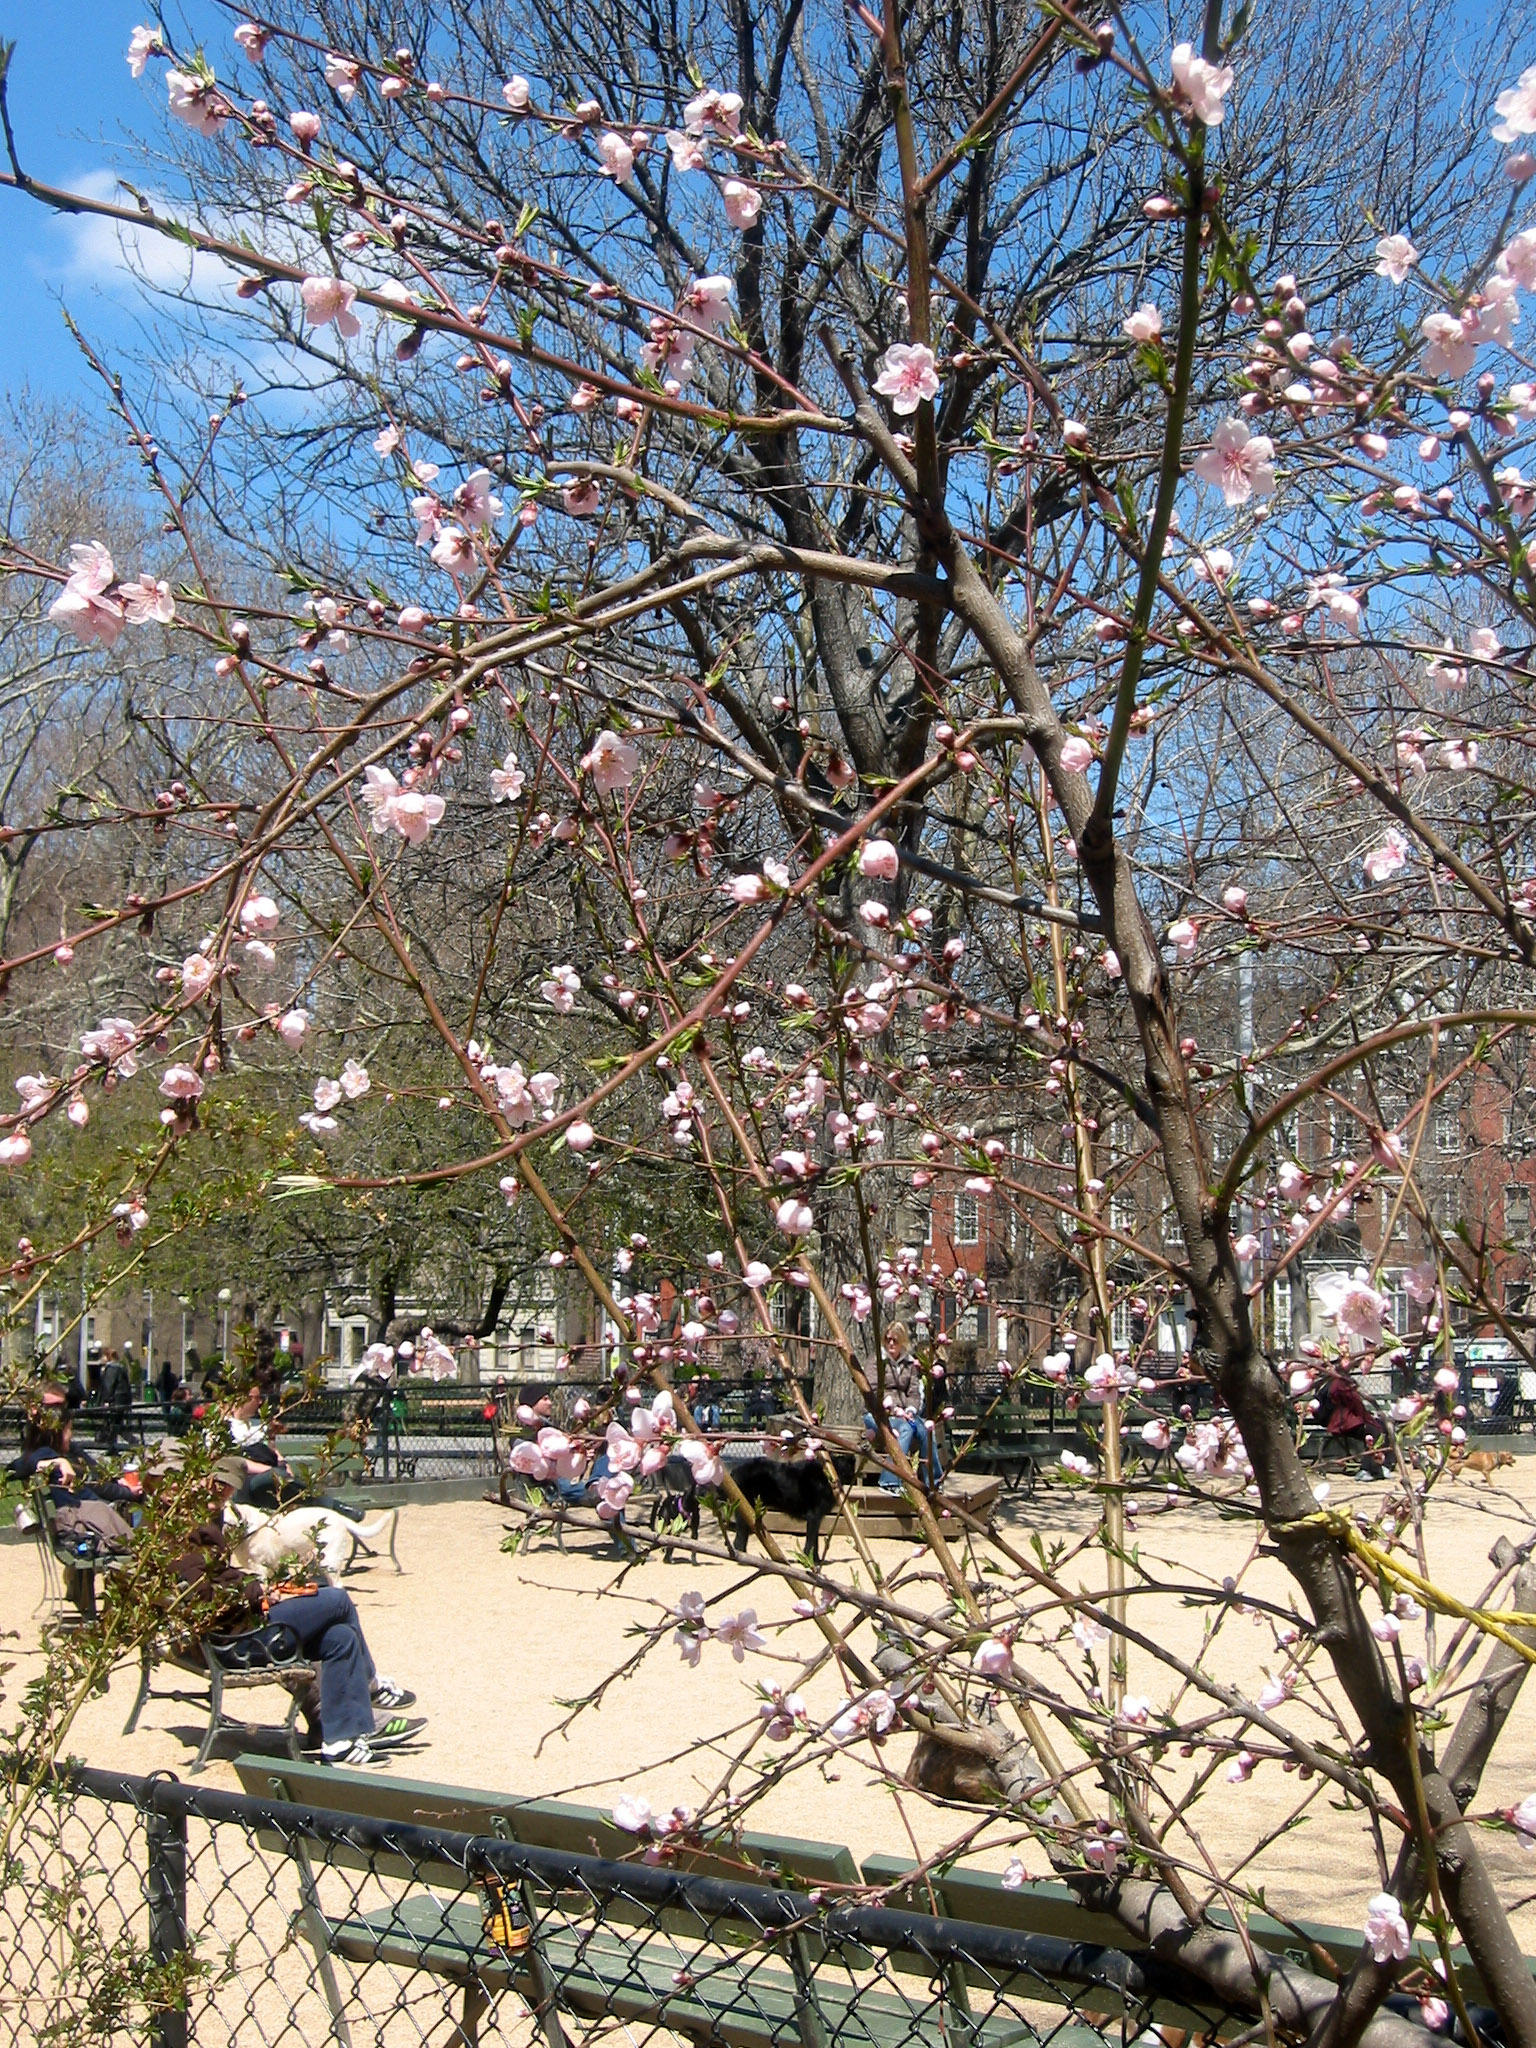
[43, 1757, 1209, 2010]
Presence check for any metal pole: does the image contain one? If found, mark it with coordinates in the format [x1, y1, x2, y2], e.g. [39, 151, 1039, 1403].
[146, 1803, 189, 2048]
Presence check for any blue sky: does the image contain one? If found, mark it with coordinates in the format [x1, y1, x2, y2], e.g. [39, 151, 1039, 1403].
[0, 2, 165, 402]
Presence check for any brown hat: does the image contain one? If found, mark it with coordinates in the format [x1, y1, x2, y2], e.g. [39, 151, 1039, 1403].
[146, 1439, 186, 1473]
[212, 1456, 249, 1491]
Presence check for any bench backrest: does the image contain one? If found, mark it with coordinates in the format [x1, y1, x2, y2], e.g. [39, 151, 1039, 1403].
[234, 1754, 860, 1891]
[859, 1853, 1482, 2000]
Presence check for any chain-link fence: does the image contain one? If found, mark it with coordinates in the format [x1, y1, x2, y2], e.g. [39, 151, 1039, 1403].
[2, 1763, 1253, 2048]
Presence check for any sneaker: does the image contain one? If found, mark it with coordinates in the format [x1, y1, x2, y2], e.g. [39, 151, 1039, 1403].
[319, 1737, 391, 1768]
[371, 1678, 416, 1710]
[367, 1714, 428, 1750]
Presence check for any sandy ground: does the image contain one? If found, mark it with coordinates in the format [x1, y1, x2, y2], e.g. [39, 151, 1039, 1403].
[9, 1457, 1536, 1948]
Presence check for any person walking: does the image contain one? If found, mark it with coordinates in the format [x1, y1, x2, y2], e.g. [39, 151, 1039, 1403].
[100, 1348, 134, 1454]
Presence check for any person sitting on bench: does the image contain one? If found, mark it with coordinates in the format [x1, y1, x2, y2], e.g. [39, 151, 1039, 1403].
[167, 1457, 426, 1766]
[872, 1324, 944, 1491]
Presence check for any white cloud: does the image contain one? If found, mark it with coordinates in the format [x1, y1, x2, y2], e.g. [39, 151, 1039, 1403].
[46, 168, 245, 301]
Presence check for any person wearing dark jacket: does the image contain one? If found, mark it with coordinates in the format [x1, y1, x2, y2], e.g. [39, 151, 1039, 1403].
[1318, 1368, 1386, 1479]
[100, 1351, 134, 1453]
[168, 1463, 426, 1766]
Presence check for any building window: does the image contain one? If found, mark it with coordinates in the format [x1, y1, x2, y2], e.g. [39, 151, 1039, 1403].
[1434, 1109, 1460, 1156]
[955, 1192, 980, 1244]
[1164, 1208, 1185, 1254]
[1111, 1300, 1133, 1350]
[1271, 1273, 1292, 1347]
[1109, 1188, 1134, 1234]
[922, 1203, 933, 1244]
[1507, 1185, 1531, 1240]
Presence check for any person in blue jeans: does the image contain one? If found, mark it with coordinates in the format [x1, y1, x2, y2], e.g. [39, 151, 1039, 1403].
[170, 1461, 426, 1767]
[870, 1323, 943, 1491]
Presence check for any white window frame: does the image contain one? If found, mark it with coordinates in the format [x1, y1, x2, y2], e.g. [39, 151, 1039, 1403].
[955, 1191, 980, 1244]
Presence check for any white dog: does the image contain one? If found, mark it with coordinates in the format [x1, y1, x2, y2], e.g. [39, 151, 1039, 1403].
[226, 1500, 392, 1580]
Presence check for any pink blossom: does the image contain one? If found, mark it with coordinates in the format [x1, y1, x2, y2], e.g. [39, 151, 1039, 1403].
[972, 1636, 1015, 1679]
[776, 1197, 814, 1235]
[277, 1009, 309, 1047]
[1438, 738, 1478, 772]
[597, 131, 635, 180]
[300, 276, 362, 338]
[1123, 304, 1163, 344]
[667, 128, 710, 172]
[566, 1121, 596, 1152]
[454, 468, 504, 530]
[430, 527, 477, 575]
[1002, 1858, 1027, 1889]
[722, 180, 761, 228]
[1169, 43, 1234, 126]
[1222, 885, 1248, 914]
[49, 541, 124, 647]
[120, 573, 175, 625]
[361, 765, 446, 844]
[1059, 735, 1094, 773]
[679, 275, 735, 334]
[612, 1793, 653, 1833]
[491, 755, 526, 803]
[166, 70, 228, 137]
[1511, 1793, 1536, 1845]
[181, 952, 216, 1000]
[858, 837, 900, 881]
[1374, 235, 1418, 284]
[289, 109, 322, 144]
[715, 1610, 767, 1660]
[81, 1017, 138, 1070]
[582, 729, 640, 793]
[1469, 626, 1502, 661]
[828, 1687, 898, 1743]
[1192, 419, 1276, 506]
[1167, 917, 1198, 960]
[1494, 67, 1536, 144]
[1420, 312, 1477, 380]
[1233, 1232, 1260, 1259]
[1140, 1418, 1172, 1451]
[0, 1134, 32, 1166]
[594, 1471, 634, 1520]
[1363, 1893, 1411, 1964]
[127, 25, 163, 77]
[1500, 230, 1536, 293]
[233, 24, 270, 61]
[562, 479, 603, 516]
[873, 342, 941, 415]
[1402, 1262, 1437, 1306]
[502, 76, 531, 111]
[1316, 1270, 1391, 1345]
[158, 1064, 204, 1103]
[324, 54, 361, 100]
[1362, 830, 1408, 884]
[1118, 1693, 1152, 1726]
[541, 965, 580, 1012]
[683, 88, 743, 137]
[313, 1076, 343, 1114]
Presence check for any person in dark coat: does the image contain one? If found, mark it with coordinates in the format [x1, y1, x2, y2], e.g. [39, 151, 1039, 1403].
[100, 1349, 134, 1453]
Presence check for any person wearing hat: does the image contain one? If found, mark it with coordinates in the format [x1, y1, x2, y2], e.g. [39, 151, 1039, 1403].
[165, 1460, 424, 1766]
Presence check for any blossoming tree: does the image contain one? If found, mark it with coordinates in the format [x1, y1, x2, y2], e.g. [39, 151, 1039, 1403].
[5, 1, 1536, 2039]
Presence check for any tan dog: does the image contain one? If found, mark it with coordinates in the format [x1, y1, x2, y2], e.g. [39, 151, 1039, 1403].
[1451, 1447, 1516, 1485]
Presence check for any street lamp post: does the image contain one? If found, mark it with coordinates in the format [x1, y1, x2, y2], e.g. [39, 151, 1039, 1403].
[218, 1287, 232, 1360]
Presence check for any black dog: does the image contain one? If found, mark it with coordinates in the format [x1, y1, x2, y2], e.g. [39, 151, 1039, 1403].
[652, 1452, 854, 1563]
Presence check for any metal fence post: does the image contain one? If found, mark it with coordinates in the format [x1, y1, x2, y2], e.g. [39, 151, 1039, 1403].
[146, 1802, 189, 2048]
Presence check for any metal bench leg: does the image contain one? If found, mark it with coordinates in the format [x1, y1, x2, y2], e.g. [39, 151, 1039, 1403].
[193, 1665, 224, 1773]
[457, 1978, 489, 2046]
[124, 1645, 154, 1735]
[291, 1839, 355, 2048]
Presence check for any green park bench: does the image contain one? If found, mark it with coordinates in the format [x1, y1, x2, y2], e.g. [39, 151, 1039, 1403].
[231, 1753, 1160, 2048]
